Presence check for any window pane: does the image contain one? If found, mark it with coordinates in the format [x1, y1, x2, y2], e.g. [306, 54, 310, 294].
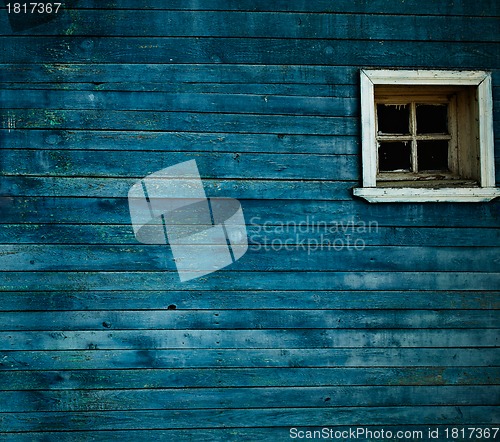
[378, 142, 411, 172]
[416, 104, 448, 134]
[377, 104, 410, 134]
[417, 140, 449, 171]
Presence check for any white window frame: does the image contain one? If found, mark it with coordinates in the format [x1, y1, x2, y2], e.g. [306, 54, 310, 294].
[354, 69, 500, 202]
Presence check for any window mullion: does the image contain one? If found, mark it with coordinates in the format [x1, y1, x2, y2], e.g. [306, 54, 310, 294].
[410, 102, 418, 173]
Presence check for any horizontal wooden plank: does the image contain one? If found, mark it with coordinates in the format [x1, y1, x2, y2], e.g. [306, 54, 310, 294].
[1, 367, 497, 390]
[2, 198, 499, 228]
[0, 309, 497, 331]
[0, 130, 358, 154]
[0, 89, 359, 116]
[0, 406, 497, 432]
[1, 245, 499, 273]
[2, 11, 497, 41]
[0, 150, 359, 179]
[0, 109, 357, 135]
[1, 224, 499, 248]
[0, 329, 497, 351]
[13, 0, 499, 16]
[0, 38, 497, 68]
[1, 386, 498, 413]
[0, 64, 359, 85]
[1, 348, 496, 370]
[0, 177, 356, 200]
[0, 290, 498, 311]
[0, 82, 358, 97]
[1, 271, 500, 292]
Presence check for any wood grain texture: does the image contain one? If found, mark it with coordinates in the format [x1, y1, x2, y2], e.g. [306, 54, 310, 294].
[1, 108, 358, 134]
[0, 89, 360, 115]
[1, 348, 497, 370]
[0, 64, 359, 85]
[0, 406, 497, 432]
[0, 149, 359, 179]
[0, 129, 359, 154]
[1, 224, 499, 247]
[0, 177, 357, 200]
[2, 197, 499, 227]
[2, 11, 498, 41]
[1, 0, 499, 436]
[2, 386, 499, 412]
[1, 245, 499, 272]
[0, 290, 498, 311]
[0, 38, 498, 67]
[1, 329, 498, 351]
[1, 367, 497, 390]
[0, 310, 497, 331]
[1, 271, 500, 292]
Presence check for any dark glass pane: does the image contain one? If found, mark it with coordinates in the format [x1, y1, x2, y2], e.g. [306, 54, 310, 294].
[417, 140, 449, 171]
[377, 104, 410, 134]
[378, 142, 411, 172]
[416, 104, 448, 134]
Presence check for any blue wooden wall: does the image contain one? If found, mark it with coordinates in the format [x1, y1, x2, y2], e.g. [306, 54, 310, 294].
[0, 1, 499, 440]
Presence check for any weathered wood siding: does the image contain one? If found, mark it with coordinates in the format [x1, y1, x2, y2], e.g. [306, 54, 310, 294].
[0, 1, 499, 440]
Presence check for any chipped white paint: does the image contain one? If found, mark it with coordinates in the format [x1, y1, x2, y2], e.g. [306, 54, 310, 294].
[5, 112, 16, 133]
[356, 70, 498, 203]
[353, 187, 500, 203]
[362, 69, 489, 85]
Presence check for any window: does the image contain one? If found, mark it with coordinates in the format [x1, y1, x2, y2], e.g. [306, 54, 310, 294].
[354, 70, 499, 202]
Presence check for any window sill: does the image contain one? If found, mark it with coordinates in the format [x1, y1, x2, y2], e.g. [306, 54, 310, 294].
[353, 187, 500, 203]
